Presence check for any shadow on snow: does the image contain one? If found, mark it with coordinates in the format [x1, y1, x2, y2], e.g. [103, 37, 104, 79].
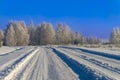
[52, 48, 110, 80]
[61, 46, 120, 60]
[0, 47, 23, 56]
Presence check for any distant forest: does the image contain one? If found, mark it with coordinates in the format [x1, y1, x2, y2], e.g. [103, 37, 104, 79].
[0, 21, 120, 47]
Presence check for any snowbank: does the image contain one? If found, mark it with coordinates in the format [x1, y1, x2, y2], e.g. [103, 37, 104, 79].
[0, 46, 20, 55]
[80, 47, 120, 56]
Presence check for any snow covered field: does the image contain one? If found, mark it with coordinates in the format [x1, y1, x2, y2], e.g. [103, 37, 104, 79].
[0, 46, 120, 80]
[0, 46, 22, 55]
[80, 47, 120, 56]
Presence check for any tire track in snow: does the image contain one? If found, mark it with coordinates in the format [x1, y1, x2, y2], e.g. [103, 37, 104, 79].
[1, 47, 79, 80]
[0, 47, 35, 72]
[60, 48, 120, 74]
[16, 47, 48, 80]
[0, 48, 34, 79]
[61, 46, 120, 60]
[3, 48, 39, 80]
[46, 48, 78, 80]
[52, 48, 111, 80]
[2, 46, 117, 80]
[0, 47, 23, 56]
[17, 49, 41, 80]
[53, 48, 120, 80]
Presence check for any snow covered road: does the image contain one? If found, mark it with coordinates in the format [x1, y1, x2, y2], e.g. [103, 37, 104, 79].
[53, 46, 120, 80]
[0, 46, 120, 80]
[0, 47, 78, 80]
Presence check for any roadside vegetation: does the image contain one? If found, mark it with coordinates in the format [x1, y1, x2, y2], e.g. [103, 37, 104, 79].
[0, 20, 120, 47]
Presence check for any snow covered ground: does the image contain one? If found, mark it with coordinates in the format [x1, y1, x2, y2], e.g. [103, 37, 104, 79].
[0, 46, 120, 80]
[0, 46, 22, 55]
[80, 47, 120, 56]
[63, 46, 120, 56]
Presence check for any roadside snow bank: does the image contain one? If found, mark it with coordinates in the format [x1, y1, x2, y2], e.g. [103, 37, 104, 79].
[80, 47, 120, 56]
[3, 48, 39, 80]
[54, 48, 120, 80]
[0, 46, 21, 55]
[59, 46, 120, 56]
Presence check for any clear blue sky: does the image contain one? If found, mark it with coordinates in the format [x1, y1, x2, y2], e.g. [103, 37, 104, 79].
[0, 0, 120, 39]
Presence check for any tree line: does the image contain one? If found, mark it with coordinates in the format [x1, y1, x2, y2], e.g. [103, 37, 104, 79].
[0, 21, 119, 46]
[109, 27, 120, 45]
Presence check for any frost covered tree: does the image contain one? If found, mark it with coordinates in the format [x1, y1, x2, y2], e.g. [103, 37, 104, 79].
[62, 24, 72, 44]
[3, 20, 97, 46]
[5, 24, 16, 46]
[5, 21, 29, 46]
[45, 23, 55, 44]
[28, 21, 35, 45]
[56, 23, 71, 44]
[13, 21, 29, 46]
[71, 32, 88, 45]
[38, 22, 55, 45]
[109, 27, 120, 44]
[0, 30, 4, 47]
[56, 23, 64, 44]
[35, 25, 41, 45]
[39, 22, 48, 45]
[71, 32, 82, 44]
[0, 30, 4, 41]
[86, 37, 100, 44]
[35, 22, 55, 45]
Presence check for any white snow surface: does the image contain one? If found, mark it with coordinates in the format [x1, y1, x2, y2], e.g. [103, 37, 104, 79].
[0, 46, 120, 80]
[0, 46, 78, 80]
[0, 46, 17, 55]
[80, 47, 120, 56]
[54, 46, 120, 80]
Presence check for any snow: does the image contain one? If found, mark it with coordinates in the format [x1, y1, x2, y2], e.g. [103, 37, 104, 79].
[0, 46, 22, 55]
[80, 47, 120, 56]
[61, 47, 120, 69]
[4, 48, 39, 80]
[0, 46, 120, 80]
[0, 46, 79, 80]
[53, 46, 120, 80]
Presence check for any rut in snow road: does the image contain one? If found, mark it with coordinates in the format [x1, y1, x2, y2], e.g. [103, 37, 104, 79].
[0, 47, 78, 80]
[54, 47, 120, 80]
[1, 46, 120, 80]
